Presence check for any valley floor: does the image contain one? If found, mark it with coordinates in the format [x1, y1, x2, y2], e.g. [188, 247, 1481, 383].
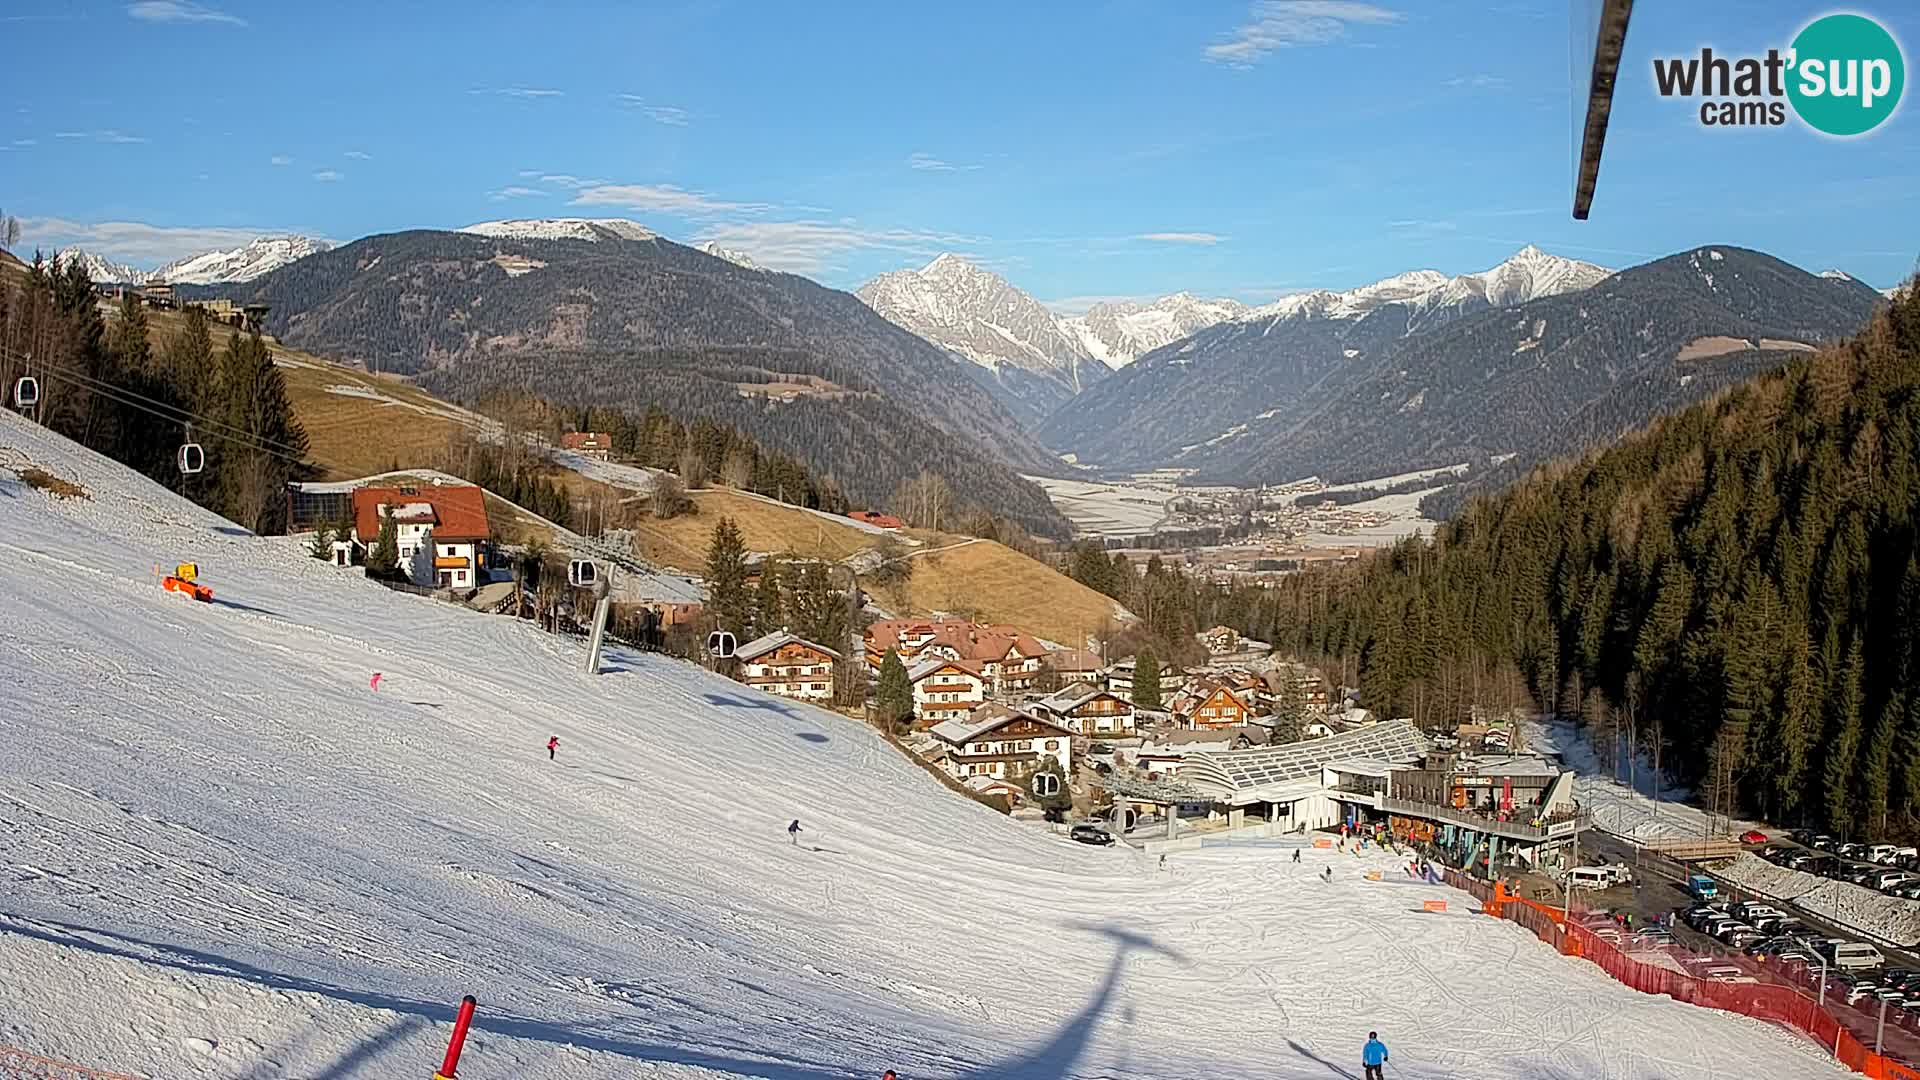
[0, 410, 1845, 1079]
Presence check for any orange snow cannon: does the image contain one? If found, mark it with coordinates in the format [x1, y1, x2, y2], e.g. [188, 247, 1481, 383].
[161, 562, 214, 602]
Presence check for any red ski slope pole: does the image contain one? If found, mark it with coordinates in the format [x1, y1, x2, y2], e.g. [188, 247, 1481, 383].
[434, 995, 477, 1080]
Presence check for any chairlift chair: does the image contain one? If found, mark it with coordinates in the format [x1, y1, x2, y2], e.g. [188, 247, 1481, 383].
[567, 559, 599, 588]
[707, 630, 737, 659]
[178, 441, 205, 475]
[11, 376, 37, 409]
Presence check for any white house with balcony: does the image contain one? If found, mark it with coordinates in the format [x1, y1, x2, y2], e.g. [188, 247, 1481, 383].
[930, 704, 1073, 784]
[908, 657, 988, 728]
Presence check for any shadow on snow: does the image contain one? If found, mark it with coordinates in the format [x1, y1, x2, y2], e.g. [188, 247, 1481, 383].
[8, 918, 1191, 1079]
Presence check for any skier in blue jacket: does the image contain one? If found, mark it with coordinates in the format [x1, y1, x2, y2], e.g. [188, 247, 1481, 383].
[1362, 1032, 1389, 1079]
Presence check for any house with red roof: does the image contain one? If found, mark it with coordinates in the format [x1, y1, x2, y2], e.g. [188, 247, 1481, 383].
[349, 484, 493, 591]
[560, 432, 614, 461]
[866, 617, 1050, 699]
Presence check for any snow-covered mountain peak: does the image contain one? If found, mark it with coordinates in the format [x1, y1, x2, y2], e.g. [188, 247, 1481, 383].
[698, 241, 762, 271]
[52, 247, 149, 285]
[154, 235, 334, 285]
[856, 256, 1107, 421]
[1821, 269, 1855, 281]
[1062, 293, 1248, 369]
[49, 234, 331, 286]
[1238, 247, 1609, 328]
[459, 218, 657, 244]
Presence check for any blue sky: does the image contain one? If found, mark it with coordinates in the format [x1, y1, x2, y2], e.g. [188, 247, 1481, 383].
[3, 0, 1916, 305]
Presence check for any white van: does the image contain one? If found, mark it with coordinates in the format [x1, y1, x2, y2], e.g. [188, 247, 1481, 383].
[1869, 844, 1901, 864]
[1831, 942, 1886, 971]
[1564, 866, 1613, 890]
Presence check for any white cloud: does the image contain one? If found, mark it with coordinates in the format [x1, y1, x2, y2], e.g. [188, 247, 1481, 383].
[1445, 74, 1508, 89]
[127, 1, 245, 26]
[270, 154, 291, 166]
[907, 152, 982, 172]
[536, 173, 611, 189]
[19, 217, 306, 265]
[469, 87, 564, 99]
[487, 186, 544, 201]
[54, 130, 148, 144]
[1136, 232, 1225, 245]
[344, 150, 372, 160]
[571, 183, 772, 216]
[517, 169, 543, 179]
[14, 138, 37, 147]
[1205, 1, 1400, 67]
[691, 220, 983, 274]
[312, 169, 342, 182]
[616, 97, 692, 126]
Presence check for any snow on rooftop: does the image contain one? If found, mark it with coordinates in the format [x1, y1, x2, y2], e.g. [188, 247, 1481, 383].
[0, 409, 1850, 1079]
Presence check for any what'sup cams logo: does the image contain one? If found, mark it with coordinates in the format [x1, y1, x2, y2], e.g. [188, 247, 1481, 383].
[1653, 12, 1906, 136]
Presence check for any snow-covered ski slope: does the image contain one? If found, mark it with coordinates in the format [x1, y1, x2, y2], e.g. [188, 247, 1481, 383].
[0, 413, 1842, 1079]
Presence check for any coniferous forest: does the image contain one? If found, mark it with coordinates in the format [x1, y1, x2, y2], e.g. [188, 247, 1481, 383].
[1257, 285, 1920, 837]
[1061, 285, 1920, 837]
[1, 254, 308, 534]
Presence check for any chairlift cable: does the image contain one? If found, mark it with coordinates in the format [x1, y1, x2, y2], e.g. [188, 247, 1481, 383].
[21, 361, 311, 466]
[0, 345, 323, 463]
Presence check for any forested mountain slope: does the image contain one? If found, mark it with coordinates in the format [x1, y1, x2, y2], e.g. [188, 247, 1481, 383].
[1250, 282, 1920, 834]
[1202, 247, 1883, 491]
[226, 229, 1070, 535]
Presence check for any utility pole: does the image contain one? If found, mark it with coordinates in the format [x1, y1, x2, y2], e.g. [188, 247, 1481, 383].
[1563, 827, 1579, 924]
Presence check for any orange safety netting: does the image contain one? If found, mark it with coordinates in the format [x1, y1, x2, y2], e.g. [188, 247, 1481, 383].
[1442, 868, 1920, 1079]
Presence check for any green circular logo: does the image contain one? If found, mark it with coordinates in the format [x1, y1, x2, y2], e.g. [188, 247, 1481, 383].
[1787, 13, 1905, 137]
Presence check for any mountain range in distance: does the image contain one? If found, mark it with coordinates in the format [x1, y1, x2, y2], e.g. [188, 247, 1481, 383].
[52, 235, 334, 286]
[40, 213, 1902, 531]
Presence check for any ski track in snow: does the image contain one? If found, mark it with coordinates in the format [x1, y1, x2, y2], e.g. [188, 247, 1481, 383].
[0, 408, 1846, 1079]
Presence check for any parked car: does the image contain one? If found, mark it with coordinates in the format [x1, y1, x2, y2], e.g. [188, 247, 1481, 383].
[1811, 834, 1837, 851]
[1869, 844, 1901, 864]
[1830, 941, 1888, 972]
[1069, 824, 1115, 846]
[1741, 829, 1769, 844]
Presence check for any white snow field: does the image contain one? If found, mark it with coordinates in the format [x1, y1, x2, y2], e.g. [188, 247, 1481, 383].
[0, 413, 1844, 1079]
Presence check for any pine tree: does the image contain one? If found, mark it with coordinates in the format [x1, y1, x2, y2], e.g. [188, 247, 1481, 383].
[1824, 635, 1865, 835]
[875, 648, 913, 733]
[308, 524, 333, 560]
[367, 508, 400, 576]
[215, 329, 307, 533]
[1134, 646, 1162, 710]
[704, 516, 751, 635]
[755, 556, 785, 634]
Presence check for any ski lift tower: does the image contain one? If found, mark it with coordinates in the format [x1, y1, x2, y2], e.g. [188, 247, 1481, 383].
[1570, 0, 1634, 219]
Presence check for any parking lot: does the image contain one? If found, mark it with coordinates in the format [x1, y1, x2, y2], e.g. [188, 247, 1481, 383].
[1561, 828, 1920, 1062]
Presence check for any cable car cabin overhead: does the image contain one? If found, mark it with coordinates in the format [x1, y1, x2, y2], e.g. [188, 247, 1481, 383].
[178, 442, 205, 474]
[11, 376, 37, 408]
[567, 559, 598, 588]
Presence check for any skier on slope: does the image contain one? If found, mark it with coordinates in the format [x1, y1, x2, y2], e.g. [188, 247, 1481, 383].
[789, 819, 803, 845]
[1292, 848, 1301, 865]
[547, 735, 560, 761]
[1362, 1032, 1389, 1080]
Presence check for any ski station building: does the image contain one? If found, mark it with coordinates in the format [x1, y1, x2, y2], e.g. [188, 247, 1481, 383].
[1106, 719, 1588, 870]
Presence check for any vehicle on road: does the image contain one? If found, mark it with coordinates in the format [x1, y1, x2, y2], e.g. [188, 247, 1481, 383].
[1740, 829, 1769, 844]
[1069, 824, 1115, 846]
[1828, 941, 1887, 972]
[1687, 873, 1719, 901]
[1563, 866, 1613, 889]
